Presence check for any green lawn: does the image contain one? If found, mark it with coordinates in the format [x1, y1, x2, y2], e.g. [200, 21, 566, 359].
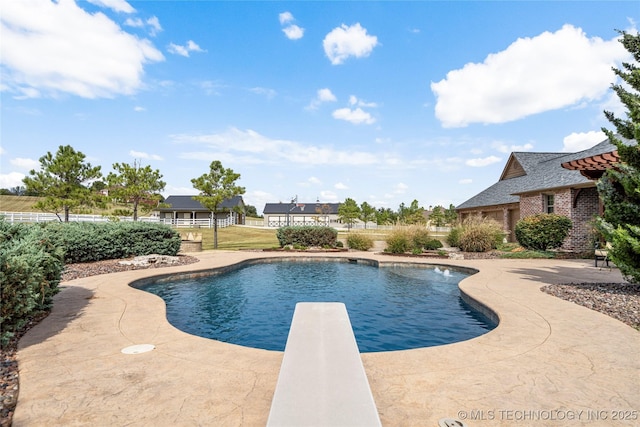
[182, 226, 280, 250]
[0, 195, 43, 212]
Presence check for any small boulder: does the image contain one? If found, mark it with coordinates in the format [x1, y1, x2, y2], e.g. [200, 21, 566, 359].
[119, 254, 182, 267]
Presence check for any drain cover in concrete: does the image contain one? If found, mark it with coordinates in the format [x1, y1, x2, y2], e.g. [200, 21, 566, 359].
[121, 344, 155, 354]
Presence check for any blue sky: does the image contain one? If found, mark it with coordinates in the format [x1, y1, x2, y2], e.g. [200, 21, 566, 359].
[1, 1, 637, 214]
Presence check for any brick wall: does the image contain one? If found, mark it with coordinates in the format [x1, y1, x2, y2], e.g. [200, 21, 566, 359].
[565, 187, 600, 252]
[518, 187, 599, 252]
[460, 187, 600, 252]
[519, 193, 542, 217]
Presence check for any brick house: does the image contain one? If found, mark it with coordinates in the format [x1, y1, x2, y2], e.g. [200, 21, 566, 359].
[456, 138, 618, 252]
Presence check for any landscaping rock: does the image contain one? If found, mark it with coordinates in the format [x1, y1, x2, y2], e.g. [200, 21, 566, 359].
[118, 254, 182, 267]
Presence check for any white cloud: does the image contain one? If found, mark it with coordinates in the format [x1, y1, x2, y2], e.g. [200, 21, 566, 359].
[306, 88, 337, 110]
[0, 0, 164, 99]
[199, 80, 225, 96]
[299, 176, 322, 187]
[334, 182, 348, 190]
[279, 12, 294, 25]
[250, 87, 277, 99]
[10, 157, 40, 170]
[319, 190, 339, 202]
[146, 16, 162, 36]
[129, 150, 163, 161]
[172, 127, 379, 166]
[394, 183, 408, 194]
[349, 95, 377, 108]
[600, 90, 627, 118]
[332, 107, 376, 125]
[125, 17, 144, 27]
[283, 25, 304, 40]
[87, 0, 135, 14]
[0, 172, 26, 189]
[134, 106, 145, 112]
[323, 23, 378, 65]
[318, 88, 337, 102]
[431, 25, 629, 127]
[125, 16, 162, 36]
[466, 156, 502, 167]
[168, 40, 204, 57]
[492, 141, 534, 153]
[459, 178, 473, 184]
[562, 131, 606, 152]
[279, 12, 304, 40]
[245, 190, 275, 213]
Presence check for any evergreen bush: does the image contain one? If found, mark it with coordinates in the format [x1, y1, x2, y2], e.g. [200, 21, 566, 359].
[446, 226, 461, 247]
[1, 219, 64, 346]
[42, 222, 181, 263]
[346, 233, 374, 251]
[515, 214, 572, 251]
[423, 239, 443, 250]
[276, 226, 338, 248]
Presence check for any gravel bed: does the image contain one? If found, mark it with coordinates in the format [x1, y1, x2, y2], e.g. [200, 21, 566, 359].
[2, 256, 638, 426]
[541, 282, 640, 331]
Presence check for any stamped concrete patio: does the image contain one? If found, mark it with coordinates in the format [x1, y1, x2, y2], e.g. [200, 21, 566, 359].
[14, 251, 640, 426]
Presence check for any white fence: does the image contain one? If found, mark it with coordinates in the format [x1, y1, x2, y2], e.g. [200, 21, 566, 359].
[0, 212, 235, 228]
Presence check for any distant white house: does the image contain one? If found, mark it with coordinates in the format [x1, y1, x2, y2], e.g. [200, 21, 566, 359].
[263, 202, 341, 228]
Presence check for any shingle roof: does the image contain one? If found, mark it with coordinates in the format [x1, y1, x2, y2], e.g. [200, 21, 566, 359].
[158, 195, 244, 211]
[263, 202, 341, 215]
[457, 139, 617, 210]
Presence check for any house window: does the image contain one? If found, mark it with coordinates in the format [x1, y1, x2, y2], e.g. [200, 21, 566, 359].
[545, 194, 554, 214]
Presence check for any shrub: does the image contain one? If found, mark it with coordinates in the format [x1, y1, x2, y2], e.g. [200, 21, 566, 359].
[456, 217, 504, 252]
[515, 214, 572, 251]
[1, 219, 64, 346]
[423, 239, 443, 250]
[42, 222, 181, 263]
[276, 226, 338, 248]
[385, 228, 412, 254]
[346, 233, 374, 251]
[446, 226, 461, 247]
[385, 227, 442, 253]
[410, 227, 432, 250]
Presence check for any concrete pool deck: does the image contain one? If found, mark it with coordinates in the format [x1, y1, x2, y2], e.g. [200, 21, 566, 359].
[14, 251, 640, 426]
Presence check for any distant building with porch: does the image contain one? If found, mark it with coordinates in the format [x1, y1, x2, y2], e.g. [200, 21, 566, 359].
[156, 195, 245, 228]
[263, 202, 341, 228]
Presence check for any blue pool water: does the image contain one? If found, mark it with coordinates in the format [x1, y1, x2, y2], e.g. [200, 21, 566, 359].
[139, 259, 497, 352]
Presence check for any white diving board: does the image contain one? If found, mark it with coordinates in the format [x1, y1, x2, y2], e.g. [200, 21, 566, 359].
[267, 302, 382, 427]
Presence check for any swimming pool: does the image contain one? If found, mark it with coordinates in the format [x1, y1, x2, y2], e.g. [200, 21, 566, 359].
[138, 258, 497, 352]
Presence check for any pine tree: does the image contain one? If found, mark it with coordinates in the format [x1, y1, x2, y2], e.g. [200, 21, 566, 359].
[596, 30, 640, 282]
[191, 161, 245, 249]
[23, 145, 102, 222]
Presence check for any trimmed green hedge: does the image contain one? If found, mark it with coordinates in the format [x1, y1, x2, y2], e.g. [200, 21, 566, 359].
[1, 219, 64, 346]
[276, 226, 338, 248]
[0, 219, 181, 346]
[43, 222, 181, 263]
[515, 214, 572, 251]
